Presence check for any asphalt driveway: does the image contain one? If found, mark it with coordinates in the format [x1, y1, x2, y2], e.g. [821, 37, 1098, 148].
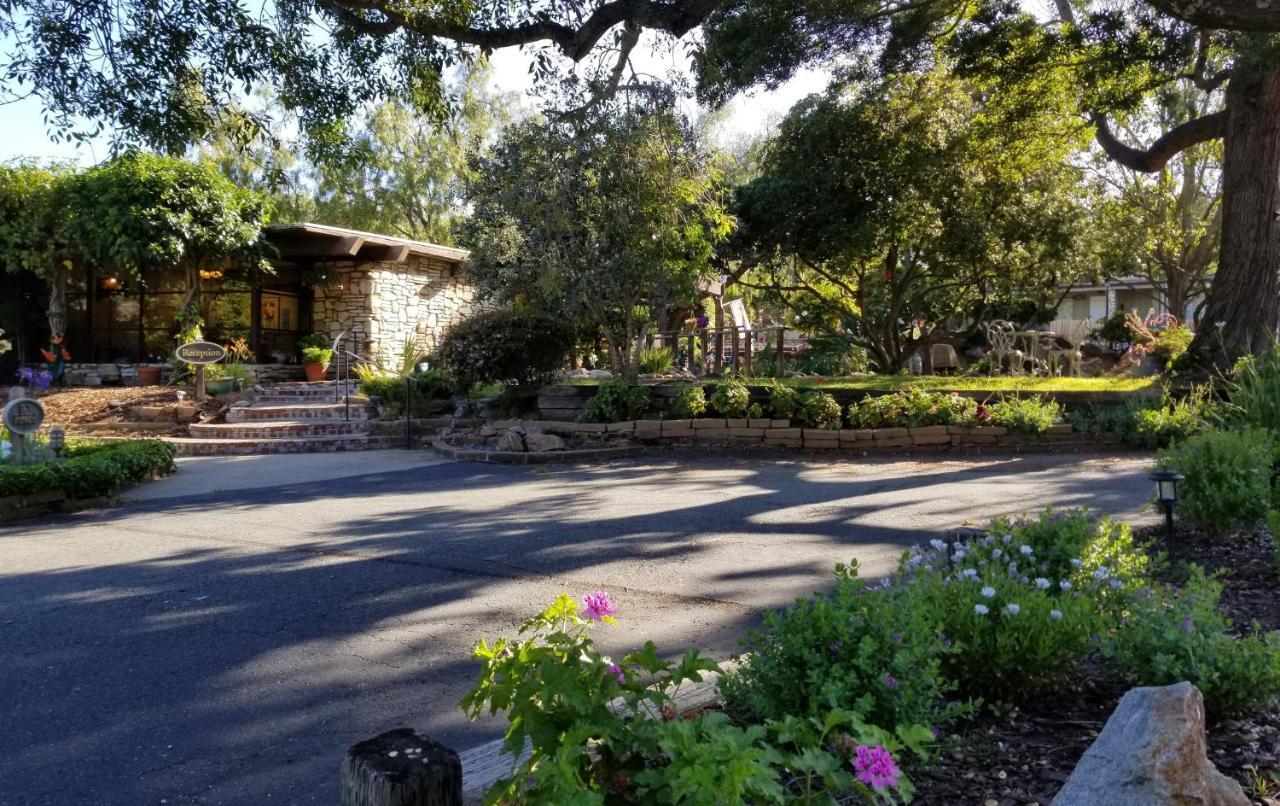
[0, 449, 1156, 805]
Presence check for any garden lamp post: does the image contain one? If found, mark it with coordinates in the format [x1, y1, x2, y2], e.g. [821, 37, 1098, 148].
[48, 427, 65, 458]
[1149, 469, 1182, 542]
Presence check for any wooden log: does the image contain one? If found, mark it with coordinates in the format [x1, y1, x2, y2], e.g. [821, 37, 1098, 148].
[341, 728, 462, 806]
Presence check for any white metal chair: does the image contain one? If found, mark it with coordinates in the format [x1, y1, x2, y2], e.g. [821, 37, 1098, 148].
[985, 320, 1023, 375]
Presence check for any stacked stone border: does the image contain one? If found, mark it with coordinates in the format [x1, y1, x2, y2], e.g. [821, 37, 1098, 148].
[0, 468, 170, 523]
[480, 418, 1122, 453]
[429, 439, 645, 464]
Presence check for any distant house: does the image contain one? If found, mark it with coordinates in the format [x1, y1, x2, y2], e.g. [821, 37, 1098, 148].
[1054, 276, 1203, 331]
[4, 223, 483, 384]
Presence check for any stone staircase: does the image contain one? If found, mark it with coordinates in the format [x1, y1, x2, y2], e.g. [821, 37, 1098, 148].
[165, 381, 396, 456]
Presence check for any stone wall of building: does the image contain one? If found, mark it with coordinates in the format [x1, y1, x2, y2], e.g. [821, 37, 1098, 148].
[312, 255, 487, 368]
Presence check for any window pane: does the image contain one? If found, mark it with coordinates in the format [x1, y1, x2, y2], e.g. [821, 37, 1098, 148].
[144, 330, 173, 359]
[144, 293, 182, 330]
[204, 293, 251, 342]
[66, 295, 87, 329]
[142, 268, 189, 293]
[112, 295, 140, 329]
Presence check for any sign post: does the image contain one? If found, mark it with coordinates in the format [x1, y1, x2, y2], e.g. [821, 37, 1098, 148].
[174, 341, 226, 401]
[3, 395, 45, 465]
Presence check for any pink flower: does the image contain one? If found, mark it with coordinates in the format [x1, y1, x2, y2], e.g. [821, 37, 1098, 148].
[607, 662, 625, 685]
[581, 591, 616, 621]
[853, 745, 900, 790]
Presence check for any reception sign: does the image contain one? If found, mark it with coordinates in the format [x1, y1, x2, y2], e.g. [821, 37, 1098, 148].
[174, 341, 226, 365]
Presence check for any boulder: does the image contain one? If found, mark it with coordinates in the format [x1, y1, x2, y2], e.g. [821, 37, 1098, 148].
[587, 369, 613, 379]
[1051, 682, 1248, 806]
[495, 428, 527, 452]
[524, 433, 565, 452]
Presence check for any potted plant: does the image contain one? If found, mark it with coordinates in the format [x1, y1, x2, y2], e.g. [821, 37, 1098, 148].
[299, 334, 333, 382]
[203, 363, 235, 396]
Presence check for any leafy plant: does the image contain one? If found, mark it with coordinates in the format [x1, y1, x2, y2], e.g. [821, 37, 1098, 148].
[986, 396, 1061, 433]
[580, 380, 651, 423]
[0, 440, 175, 498]
[297, 333, 330, 352]
[300, 346, 332, 366]
[637, 346, 675, 375]
[767, 383, 801, 420]
[1102, 566, 1280, 717]
[790, 334, 870, 376]
[709, 379, 752, 418]
[1229, 341, 1280, 434]
[438, 307, 575, 392]
[797, 391, 842, 429]
[670, 384, 707, 418]
[1149, 324, 1193, 368]
[848, 389, 978, 429]
[359, 369, 455, 418]
[1158, 427, 1278, 534]
[1090, 309, 1133, 346]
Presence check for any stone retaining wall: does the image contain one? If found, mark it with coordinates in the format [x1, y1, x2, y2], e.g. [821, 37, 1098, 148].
[62, 362, 303, 386]
[1, 490, 118, 523]
[492, 418, 1119, 452]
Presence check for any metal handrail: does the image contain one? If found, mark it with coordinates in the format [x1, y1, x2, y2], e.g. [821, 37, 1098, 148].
[332, 346, 416, 450]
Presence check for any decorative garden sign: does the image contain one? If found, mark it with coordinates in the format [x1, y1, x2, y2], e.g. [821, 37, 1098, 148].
[3, 396, 44, 434]
[175, 340, 226, 401]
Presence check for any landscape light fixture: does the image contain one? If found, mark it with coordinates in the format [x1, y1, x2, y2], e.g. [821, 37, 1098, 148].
[1149, 469, 1182, 542]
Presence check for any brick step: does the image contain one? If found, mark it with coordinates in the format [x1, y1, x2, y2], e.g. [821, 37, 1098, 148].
[188, 419, 370, 439]
[227, 403, 372, 422]
[252, 393, 370, 405]
[165, 434, 396, 457]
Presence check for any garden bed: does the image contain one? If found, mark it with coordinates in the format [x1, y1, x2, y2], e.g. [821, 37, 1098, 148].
[0, 439, 176, 522]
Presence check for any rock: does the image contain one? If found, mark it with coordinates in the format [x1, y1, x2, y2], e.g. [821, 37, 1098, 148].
[495, 428, 527, 452]
[524, 433, 565, 452]
[1051, 682, 1248, 806]
[231, 400, 250, 408]
[587, 369, 613, 379]
[479, 423, 497, 437]
[564, 368, 589, 378]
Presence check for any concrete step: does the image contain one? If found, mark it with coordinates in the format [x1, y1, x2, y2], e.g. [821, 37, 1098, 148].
[165, 434, 396, 456]
[252, 393, 371, 405]
[188, 419, 370, 439]
[227, 403, 371, 422]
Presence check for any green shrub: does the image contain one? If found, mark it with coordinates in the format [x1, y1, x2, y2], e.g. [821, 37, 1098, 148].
[789, 333, 869, 375]
[1150, 324, 1193, 368]
[580, 380, 651, 423]
[709, 379, 751, 418]
[721, 560, 963, 733]
[0, 440, 175, 498]
[438, 307, 575, 392]
[1067, 389, 1215, 448]
[848, 389, 977, 429]
[1159, 427, 1277, 534]
[359, 369, 455, 418]
[637, 346, 675, 375]
[797, 391, 842, 429]
[297, 333, 329, 352]
[1102, 566, 1280, 717]
[1230, 342, 1280, 434]
[300, 346, 332, 366]
[670, 384, 707, 418]
[1091, 310, 1133, 346]
[766, 383, 801, 420]
[987, 396, 1061, 433]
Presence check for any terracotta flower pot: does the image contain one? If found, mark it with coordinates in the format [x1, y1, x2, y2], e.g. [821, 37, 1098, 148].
[304, 362, 329, 382]
[137, 366, 163, 386]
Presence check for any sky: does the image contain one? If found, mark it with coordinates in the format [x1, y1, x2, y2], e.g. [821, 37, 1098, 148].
[0, 30, 830, 165]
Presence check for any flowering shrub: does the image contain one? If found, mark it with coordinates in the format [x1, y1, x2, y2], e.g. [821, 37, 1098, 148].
[462, 591, 927, 804]
[1159, 427, 1278, 535]
[848, 389, 978, 429]
[709, 379, 752, 418]
[721, 559, 966, 733]
[1101, 566, 1280, 717]
[670, 384, 707, 418]
[797, 391, 842, 429]
[986, 396, 1061, 433]
[16, 365, 53, 391]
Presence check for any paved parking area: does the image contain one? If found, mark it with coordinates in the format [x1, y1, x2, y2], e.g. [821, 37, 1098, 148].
[0, 449, 1155, 804]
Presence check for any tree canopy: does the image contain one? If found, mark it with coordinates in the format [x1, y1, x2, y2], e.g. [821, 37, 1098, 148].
[462, 103, 733, 375]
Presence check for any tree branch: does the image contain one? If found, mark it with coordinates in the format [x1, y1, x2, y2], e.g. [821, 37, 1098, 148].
[1092, 112, 1226, 173]
[318, 0, 719, 62]
[1145, 0, 1280, 32]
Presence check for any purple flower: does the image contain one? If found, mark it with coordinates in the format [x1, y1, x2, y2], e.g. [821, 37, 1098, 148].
[606, 662, 625, 685]
[884, 675, 898, 689]
[1181, 615, 1194, 634]
[853, 745, 900, 790]
[580, 591, 616, 621]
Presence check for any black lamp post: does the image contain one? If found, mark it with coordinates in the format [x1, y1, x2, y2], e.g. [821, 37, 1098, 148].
[1149, 469, 1183, 542]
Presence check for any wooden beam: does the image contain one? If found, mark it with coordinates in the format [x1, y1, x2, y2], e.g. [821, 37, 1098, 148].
[358, 243, 411, 263]
[268, 232, 365, 260]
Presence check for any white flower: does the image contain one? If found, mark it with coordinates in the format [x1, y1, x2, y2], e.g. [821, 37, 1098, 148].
[1003, 535, 1013, 545]
[1004, 603, 1021, 616]
[1050, 609, 1063, 621]
[930, 538, 947, 552]
[974, 604, 990, 615]
[1092, 567, 1110, 580]
[1109, 578, 1123, 589]
[959, 568, 979, 581]
[1059, 580, 1072, 591]
[1070, 558, 1084, 569]
[954, 549, 968, 561]
[981, 586, 996, 599]
[1035, 577, 1051, 590]
[908, 555, 924, 566]
[1008, 562, 1019, 574]
[992, 548, 1003, 560]
[1019, 545, 1033, 556]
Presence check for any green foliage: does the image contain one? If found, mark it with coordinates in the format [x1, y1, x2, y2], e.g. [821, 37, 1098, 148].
[637, 346, 675, 375]
[1091, 310, 1134, 346]
[987, 396, 1061, 433]
[297, 333, 330, 351]
[359, 369, 455, 419]
[300, 346, 332, 366]
[0, 440, 175, 498]
[767, 383, 801, 419]
[463, 104, 733, 376]
[789, 334, 869, 376]
[1102, 567, 1280, 718]
[709, 379, 752, 419]
[721, 559, 963, 733]
[1067, 389, 1216, 448]
[848, 389, 978, 429]
[437, 307, 575, 392]
[796, 391, 842, 430]
[670, 384, 707, 419]
[0, 163, 71, 281]
[1159, 427, 1278, 534]
[579, 380, 651, 424]
[1229, 342, 1280, 434]
[1149, 324, 1194, 368]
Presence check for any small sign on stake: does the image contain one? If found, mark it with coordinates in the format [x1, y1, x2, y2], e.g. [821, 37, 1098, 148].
[3, 396, 45, 465]
[175, 341, 226, 401]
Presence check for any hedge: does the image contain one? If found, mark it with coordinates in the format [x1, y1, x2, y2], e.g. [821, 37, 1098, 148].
[0, 440, 176, 499]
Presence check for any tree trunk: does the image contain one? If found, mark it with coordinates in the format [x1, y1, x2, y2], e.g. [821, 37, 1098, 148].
[47, 263, 67, 339]
[1190, 57, 1280, 367]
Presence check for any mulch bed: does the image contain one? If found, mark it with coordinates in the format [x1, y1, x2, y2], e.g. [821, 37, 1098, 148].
[30, 387, 224, 435]
[910, 524, 1280, 805]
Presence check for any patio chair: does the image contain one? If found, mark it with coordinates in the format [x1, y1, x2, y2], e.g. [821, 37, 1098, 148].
[985, 320, 1023, 375]
[1044, 319, 1091, 376]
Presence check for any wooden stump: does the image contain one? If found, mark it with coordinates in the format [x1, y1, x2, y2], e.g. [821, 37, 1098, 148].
[340, 728, 462, 806]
